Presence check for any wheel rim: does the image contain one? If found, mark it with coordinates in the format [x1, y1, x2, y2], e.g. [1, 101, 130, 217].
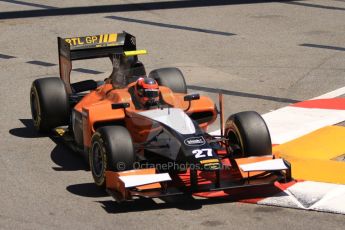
[227, 127, 244, 156]
[30, 88, 41, 128]
[91, 141, 105, 178]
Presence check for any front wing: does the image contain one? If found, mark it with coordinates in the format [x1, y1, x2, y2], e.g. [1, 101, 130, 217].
[105, 156, 292, 202]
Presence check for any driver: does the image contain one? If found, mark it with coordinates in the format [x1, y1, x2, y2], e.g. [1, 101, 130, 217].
[134, 77, 160, 109]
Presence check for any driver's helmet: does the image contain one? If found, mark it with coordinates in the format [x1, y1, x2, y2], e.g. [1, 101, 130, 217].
[135, 78, 159, 108]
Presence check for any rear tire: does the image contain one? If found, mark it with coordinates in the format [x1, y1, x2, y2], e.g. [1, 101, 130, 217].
[225, 111, 272, 156]
[30, 77, 70, 133]
[148, 67, 187, 94]
[89, 126, 135, 187]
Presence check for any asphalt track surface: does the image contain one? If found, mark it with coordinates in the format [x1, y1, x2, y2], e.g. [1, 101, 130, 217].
[0, 0, 344, 229]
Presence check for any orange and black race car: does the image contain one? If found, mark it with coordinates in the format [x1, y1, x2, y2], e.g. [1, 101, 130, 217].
[30, 32, 292, 202]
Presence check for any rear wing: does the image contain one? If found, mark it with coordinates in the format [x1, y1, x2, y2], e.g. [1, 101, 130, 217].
[58, 32, 137, 93]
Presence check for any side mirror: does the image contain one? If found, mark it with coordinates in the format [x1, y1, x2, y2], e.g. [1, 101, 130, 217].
[184, 94, 200, 101]
[112, 103, 130, 109]
[184, 94, 200, 112]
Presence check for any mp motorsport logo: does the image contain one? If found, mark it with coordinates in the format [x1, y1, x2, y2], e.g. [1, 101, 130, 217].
[184, 136, 206, 146]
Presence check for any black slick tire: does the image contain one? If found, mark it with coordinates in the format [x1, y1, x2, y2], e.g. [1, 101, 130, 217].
[89, 126, 135, 187]
[148, 67, 187, 94]
[225, 111, 272, 156]
[30, 77, 70, 133]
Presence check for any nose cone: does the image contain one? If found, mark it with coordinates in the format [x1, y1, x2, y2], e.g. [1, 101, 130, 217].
[184, 147, 222, 170]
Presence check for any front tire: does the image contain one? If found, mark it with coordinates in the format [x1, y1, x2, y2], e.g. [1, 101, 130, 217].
[89, 126, 135, 187]
[225, 111, 272, 156]
[30, 77, 70, 133]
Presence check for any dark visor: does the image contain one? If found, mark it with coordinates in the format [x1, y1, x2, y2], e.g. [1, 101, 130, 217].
[143, 89, 159, 98]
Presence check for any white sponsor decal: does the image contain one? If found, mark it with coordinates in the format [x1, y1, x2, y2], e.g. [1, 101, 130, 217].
[184, 136, 206, 146]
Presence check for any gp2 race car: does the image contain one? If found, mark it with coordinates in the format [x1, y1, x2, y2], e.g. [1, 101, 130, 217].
[30, 32, 292, 202]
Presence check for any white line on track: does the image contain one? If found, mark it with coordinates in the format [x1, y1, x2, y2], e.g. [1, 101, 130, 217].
[312, 86, 345, 99]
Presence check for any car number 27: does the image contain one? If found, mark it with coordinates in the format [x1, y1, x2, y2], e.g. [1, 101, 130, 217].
[192, 148, 213, 158]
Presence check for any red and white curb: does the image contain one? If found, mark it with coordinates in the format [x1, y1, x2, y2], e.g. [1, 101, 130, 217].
[258, 181, 345, 214]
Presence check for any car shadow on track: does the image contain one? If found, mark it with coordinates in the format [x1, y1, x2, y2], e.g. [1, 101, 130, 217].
[50, 143, 89, 171]
[9, 119, 89, 172]
[9, 118, 45, 138]
[67, 183, 108, 198]
[98, 196, 204, 212]
[67, 183, 287, 213]
[96, 188, 284, 213]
